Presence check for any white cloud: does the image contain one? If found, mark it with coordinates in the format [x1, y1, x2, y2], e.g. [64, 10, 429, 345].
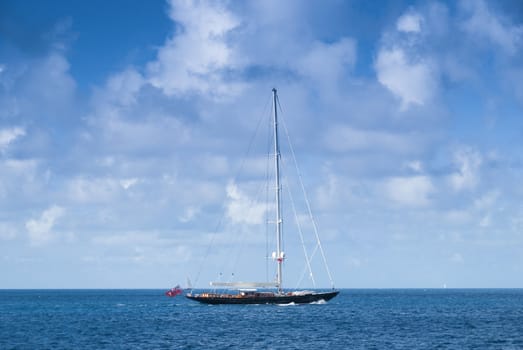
[461, 0, 523, 55]
[449, 147, 482, 191]
[0, 127, 25, 152]
[104, 69, 144, 106]
[405, 160, 423, 173]
[226, 182, 268, 225]
[442, 190, 499, 226]
[475, 191, 499, 228]
[297, 38, 356, 87]
[375, 47, 437, 110]
[26, 205, 65, 245]
[179, 206, 200, 223]
[26, 52, 76, 108]
[397, 12, 423, 33]
[120, 178, 139, 190]
[147, 0, 243, 98]
[384, 175, 434, 207]
[375, 8, 443, 111]
[0, 51, 76, 123]
[479, 213, 491, 228]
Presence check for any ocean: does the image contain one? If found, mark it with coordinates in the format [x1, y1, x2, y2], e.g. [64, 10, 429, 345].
[1, 289, 522, 349]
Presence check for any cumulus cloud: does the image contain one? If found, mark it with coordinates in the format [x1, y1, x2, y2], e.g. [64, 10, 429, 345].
[442, 189, 499, 227]
[405, 160, 423, 173]
[25, 205, 65, 245]
[397, 11, 423, 33]
[0, 127, 25, 152]
[104, 69, 144, 106]
[449, 147, 482, 191]
[0, 50, 76, 125]
[147, 0, 243, 98]
[384, 175, 434, 207]
[120, 178, 139, 190]
[23, 53, 76, 111]
[374, 7, 447, 111]
[375, 47, 437, 110]
[475, 191, 499, 228]
[297, 38, 356, 87]
[461, 0, 523, 55]
[226, 182, 267, 225]
[179, 206, 200, 223]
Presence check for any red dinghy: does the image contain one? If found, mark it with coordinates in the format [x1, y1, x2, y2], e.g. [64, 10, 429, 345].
[165, 285, 183, 297]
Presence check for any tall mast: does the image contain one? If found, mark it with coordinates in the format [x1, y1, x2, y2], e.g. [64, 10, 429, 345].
[272, 88, 283, 293]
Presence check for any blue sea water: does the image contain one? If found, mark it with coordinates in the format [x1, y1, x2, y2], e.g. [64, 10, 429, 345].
[1, 289, 523, 349]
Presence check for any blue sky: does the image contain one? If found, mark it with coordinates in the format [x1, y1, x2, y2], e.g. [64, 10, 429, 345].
[1, 0, 523, 288]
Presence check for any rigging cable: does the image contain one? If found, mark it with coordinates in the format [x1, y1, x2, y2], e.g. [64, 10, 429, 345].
[278, 98, 336, 289]
[280, 156, 316, 288]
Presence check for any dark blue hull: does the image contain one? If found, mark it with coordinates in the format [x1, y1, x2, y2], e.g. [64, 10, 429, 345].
[186, 290, 339, 305]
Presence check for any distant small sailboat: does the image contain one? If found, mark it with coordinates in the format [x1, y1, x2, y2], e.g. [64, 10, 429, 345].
[185, 89, 339, 305]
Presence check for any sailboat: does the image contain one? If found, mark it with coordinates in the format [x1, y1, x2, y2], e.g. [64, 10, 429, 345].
[185, 89, 339, 305]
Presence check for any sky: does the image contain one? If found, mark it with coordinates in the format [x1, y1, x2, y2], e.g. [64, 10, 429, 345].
[1, 0, 523, 289]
